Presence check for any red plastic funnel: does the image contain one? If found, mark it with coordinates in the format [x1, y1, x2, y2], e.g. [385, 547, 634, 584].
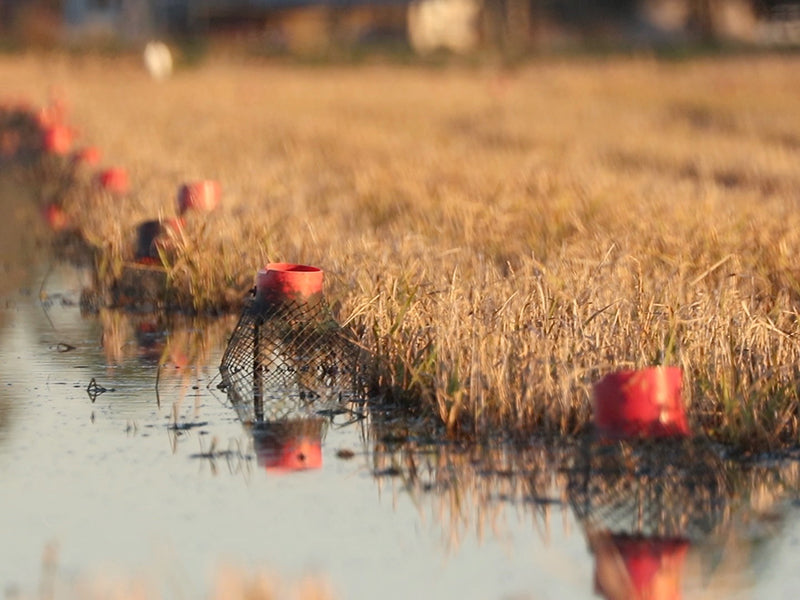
[177, 180, 221, 214]
[42, 124, 73, 155]
[594, 533, 689, 600]
[593, 366, 689, 440]
[96, 167, 130, 195]
[255, 263, 323, 305]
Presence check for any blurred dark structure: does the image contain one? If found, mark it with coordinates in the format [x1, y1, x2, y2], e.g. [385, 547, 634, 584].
[1, 1, 799, 52]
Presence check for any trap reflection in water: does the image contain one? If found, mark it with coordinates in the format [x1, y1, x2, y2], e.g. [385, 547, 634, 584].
[568, 438, 729, 600]
[590, 533, 689, 600]
[367, 422, 800, 599]
[253, 417, 325, 472]
[568, 438, 729, 541]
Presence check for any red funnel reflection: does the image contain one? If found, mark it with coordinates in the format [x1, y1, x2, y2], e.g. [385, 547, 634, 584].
[133, 320, 188, 368]
[592, 532, 689, 600]
[253, 418, 324, 473]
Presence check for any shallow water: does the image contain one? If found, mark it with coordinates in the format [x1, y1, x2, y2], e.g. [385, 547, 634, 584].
[2, 261, 800, 599]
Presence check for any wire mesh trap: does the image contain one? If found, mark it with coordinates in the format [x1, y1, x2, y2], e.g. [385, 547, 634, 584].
[218, 287, 370, 425]
[566, 437, 731, 542]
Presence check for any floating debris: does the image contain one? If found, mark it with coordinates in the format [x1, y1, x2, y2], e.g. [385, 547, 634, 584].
[86, 377, 113, 403]
[49, 342, 76, 353]
[167, 421, 209, 432]
[336, 448, 356, 460]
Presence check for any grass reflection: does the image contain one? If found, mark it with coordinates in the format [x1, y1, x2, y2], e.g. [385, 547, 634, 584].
[366, 421, 800, 598]
[97, 309, 235, 372]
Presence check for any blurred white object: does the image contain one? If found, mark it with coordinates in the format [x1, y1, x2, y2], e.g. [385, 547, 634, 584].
[143, 41, 173, 80]
[407, 0, 481, 54]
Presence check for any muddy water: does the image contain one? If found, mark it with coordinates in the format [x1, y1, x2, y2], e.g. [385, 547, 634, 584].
[1, 234, 800, 597]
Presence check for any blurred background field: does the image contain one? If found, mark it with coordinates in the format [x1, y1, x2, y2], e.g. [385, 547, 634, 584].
[2, 0, 800, 58]
[2, 1, 800, 450]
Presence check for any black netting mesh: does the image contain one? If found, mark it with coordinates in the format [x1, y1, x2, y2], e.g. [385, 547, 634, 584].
[219, 290, 370, 423]
[567, 438, 731, 542]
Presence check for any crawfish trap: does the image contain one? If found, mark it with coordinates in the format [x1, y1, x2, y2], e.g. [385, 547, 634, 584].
[218, 263, 370, 424]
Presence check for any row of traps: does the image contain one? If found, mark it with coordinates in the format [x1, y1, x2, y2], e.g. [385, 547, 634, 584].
[218, 262, 691, 442]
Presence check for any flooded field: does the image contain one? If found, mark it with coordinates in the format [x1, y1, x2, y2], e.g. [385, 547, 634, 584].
[2, 252, 800, 598]
[0, 260, 583, 599]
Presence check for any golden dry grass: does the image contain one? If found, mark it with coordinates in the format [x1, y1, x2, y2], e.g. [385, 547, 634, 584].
[3, 51, 800, 449]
